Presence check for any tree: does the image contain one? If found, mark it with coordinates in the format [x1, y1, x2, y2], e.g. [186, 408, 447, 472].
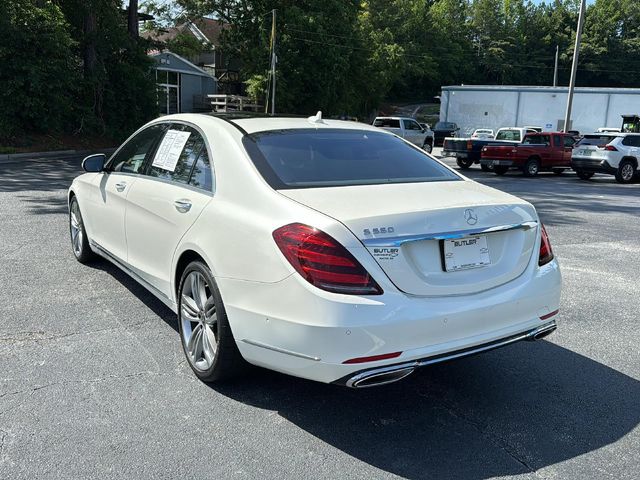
[0, 0, 78, 140]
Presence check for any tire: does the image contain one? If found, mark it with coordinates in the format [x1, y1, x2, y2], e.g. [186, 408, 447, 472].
[615, 159, 636, 184]
[178, 261, 249, 383]
[480, 163, 492, 172]
[456, 158, 474, 169]
[69, 196, 95, 263]
[523, 158, 540, 177]
[553, 168, 565, 175]
[422, 140, 433, 154]
[576, 170, 594, 180]
[493, 165, 509, 176]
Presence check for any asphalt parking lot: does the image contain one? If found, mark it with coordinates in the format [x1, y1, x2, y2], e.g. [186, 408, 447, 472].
[1, 151, 639, 479]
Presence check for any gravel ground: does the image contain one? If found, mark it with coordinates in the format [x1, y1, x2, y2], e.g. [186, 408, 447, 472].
[0, 152, 638, 479]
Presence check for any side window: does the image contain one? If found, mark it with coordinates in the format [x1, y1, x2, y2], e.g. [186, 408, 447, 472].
[108, 124, 167, 174]
[563, 136, 575, 148]
[189, 148, 213, 192]
[411, 121, 423, 131]
[147, 125, 205, 185]
[553, 135, 562, 147]
[622, 135, 640, 147]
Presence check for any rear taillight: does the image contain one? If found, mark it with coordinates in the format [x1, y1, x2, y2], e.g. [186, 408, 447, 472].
[538, 223, 554, 266]
[273, 223, 383, 295]
[598, 144, 618, 151]
[466, 140, 472, 150]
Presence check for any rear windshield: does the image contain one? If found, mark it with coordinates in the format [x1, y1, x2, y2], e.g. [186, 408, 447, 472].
[522, 134, 551, 145]
[244, 129, 460, 189]
[435, 122, 456, 129]
[495, 129, 521, 141]
[373, 118, 400, 128]
[575, 135, 617, 147]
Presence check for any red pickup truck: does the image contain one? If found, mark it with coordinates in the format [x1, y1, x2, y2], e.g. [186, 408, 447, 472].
[480, 132, 577, 176]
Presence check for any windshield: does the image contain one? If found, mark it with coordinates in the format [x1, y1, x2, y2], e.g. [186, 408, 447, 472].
[495, 129, 521, 141]
[435, 122, 456, 130]
[373, 118, 400, 128]
[575, 135, 617, 147]
[244, 129, 460, 189]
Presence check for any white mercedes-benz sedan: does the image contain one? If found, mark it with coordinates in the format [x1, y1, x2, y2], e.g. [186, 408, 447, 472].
[68, 113, 561, 388]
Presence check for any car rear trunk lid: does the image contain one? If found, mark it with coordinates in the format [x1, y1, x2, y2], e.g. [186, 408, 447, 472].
[280, 181, 539, 296]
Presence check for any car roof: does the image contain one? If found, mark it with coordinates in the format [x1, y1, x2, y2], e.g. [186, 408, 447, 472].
[232, 116, 382, 135]
[152, 113, 384, 136]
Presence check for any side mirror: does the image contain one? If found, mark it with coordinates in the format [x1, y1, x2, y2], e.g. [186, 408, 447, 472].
[82, 153, 106, 173]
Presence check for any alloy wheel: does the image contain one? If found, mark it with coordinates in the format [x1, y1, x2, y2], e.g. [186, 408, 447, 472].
[181, 271, 218, 371]
[621, 163, 634, 182]
[70, 201, 84, 256]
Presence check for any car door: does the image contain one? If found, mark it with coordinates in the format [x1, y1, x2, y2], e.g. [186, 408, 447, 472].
[402, 119, 423, 146]
[124, 123, 214, 297]
[84, 123, 168, 262]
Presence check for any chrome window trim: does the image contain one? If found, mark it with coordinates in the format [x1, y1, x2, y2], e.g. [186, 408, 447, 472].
[361, 221, 538, 247]
[106, 119, 217, 196]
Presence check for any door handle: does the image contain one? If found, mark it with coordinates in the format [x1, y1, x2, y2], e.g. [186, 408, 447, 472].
[174, 199, 192, 213]
[115, 182, 127, 192]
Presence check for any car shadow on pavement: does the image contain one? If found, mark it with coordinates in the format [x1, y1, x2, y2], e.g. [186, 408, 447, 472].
[210, 341, 639, 479]
[87, 258, 179, 331]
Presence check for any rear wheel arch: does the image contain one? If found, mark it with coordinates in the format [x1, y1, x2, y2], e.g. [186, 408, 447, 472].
[174, 249, 207, 299]
[620, 156, 638, 168]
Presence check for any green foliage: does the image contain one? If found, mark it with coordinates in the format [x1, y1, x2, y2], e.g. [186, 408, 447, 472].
[0, 1, 78, 141]
[0, 0, 157, 144]
[166, 32, 207, 59]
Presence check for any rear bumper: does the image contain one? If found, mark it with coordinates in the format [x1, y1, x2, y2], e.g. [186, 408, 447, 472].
[571, 158, 617, 174]
[218, 257, 562, 385]
[480, 159, 514, 166]
[442, 150, 468, 159]
[333, 320, 557, 387]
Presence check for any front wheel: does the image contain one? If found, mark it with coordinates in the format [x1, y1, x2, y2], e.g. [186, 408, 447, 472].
[178, 261, 249, 382]
[69, 196, 95, 263]
[615, 160, 636, 184]
[422, 140, 433, 154]
[576, 170, 594, 180]
[456, 158, 474, 169]
[493, 166, 509, 176]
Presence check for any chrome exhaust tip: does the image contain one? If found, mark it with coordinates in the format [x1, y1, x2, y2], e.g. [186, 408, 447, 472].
[526, 321, 557, 341]
[347, 365, 415, 388]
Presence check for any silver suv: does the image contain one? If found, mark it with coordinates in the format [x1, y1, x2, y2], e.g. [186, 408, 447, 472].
[571, 133, 640, 183]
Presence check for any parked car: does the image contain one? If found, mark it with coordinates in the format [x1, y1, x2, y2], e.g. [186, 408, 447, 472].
[68, 113, 561, 388]
[442, 127, 539, 171]
[471, 128, 494, 139]
[373, 116, 434, 152]
[481, 132, 576, 176]
[433, 121, 459, 146]
[571, 132, 640, 183]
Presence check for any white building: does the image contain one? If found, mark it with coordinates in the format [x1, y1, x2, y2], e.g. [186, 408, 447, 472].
[439, 85, 640, 135]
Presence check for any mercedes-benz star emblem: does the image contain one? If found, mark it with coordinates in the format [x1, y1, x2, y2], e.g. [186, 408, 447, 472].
[464, 208, 478, 225]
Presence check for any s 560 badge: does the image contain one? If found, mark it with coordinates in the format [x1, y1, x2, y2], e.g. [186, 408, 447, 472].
[363, 227, 395, 236]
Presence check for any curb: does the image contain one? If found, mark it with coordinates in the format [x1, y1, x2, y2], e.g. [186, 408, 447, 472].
[0, 148, 116, 164]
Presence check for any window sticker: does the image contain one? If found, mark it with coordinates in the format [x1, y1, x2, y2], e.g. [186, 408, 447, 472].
[152, 130, 191, 172]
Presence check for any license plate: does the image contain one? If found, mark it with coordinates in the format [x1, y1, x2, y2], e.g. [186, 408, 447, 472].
[581, 150, 592, 156]
[444, 235, 491, 272]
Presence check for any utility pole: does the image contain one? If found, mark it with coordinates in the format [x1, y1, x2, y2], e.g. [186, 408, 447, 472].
[270, 9, 276, 115]
[563, 0, 586, 132]
[553, 45, 559, 87]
